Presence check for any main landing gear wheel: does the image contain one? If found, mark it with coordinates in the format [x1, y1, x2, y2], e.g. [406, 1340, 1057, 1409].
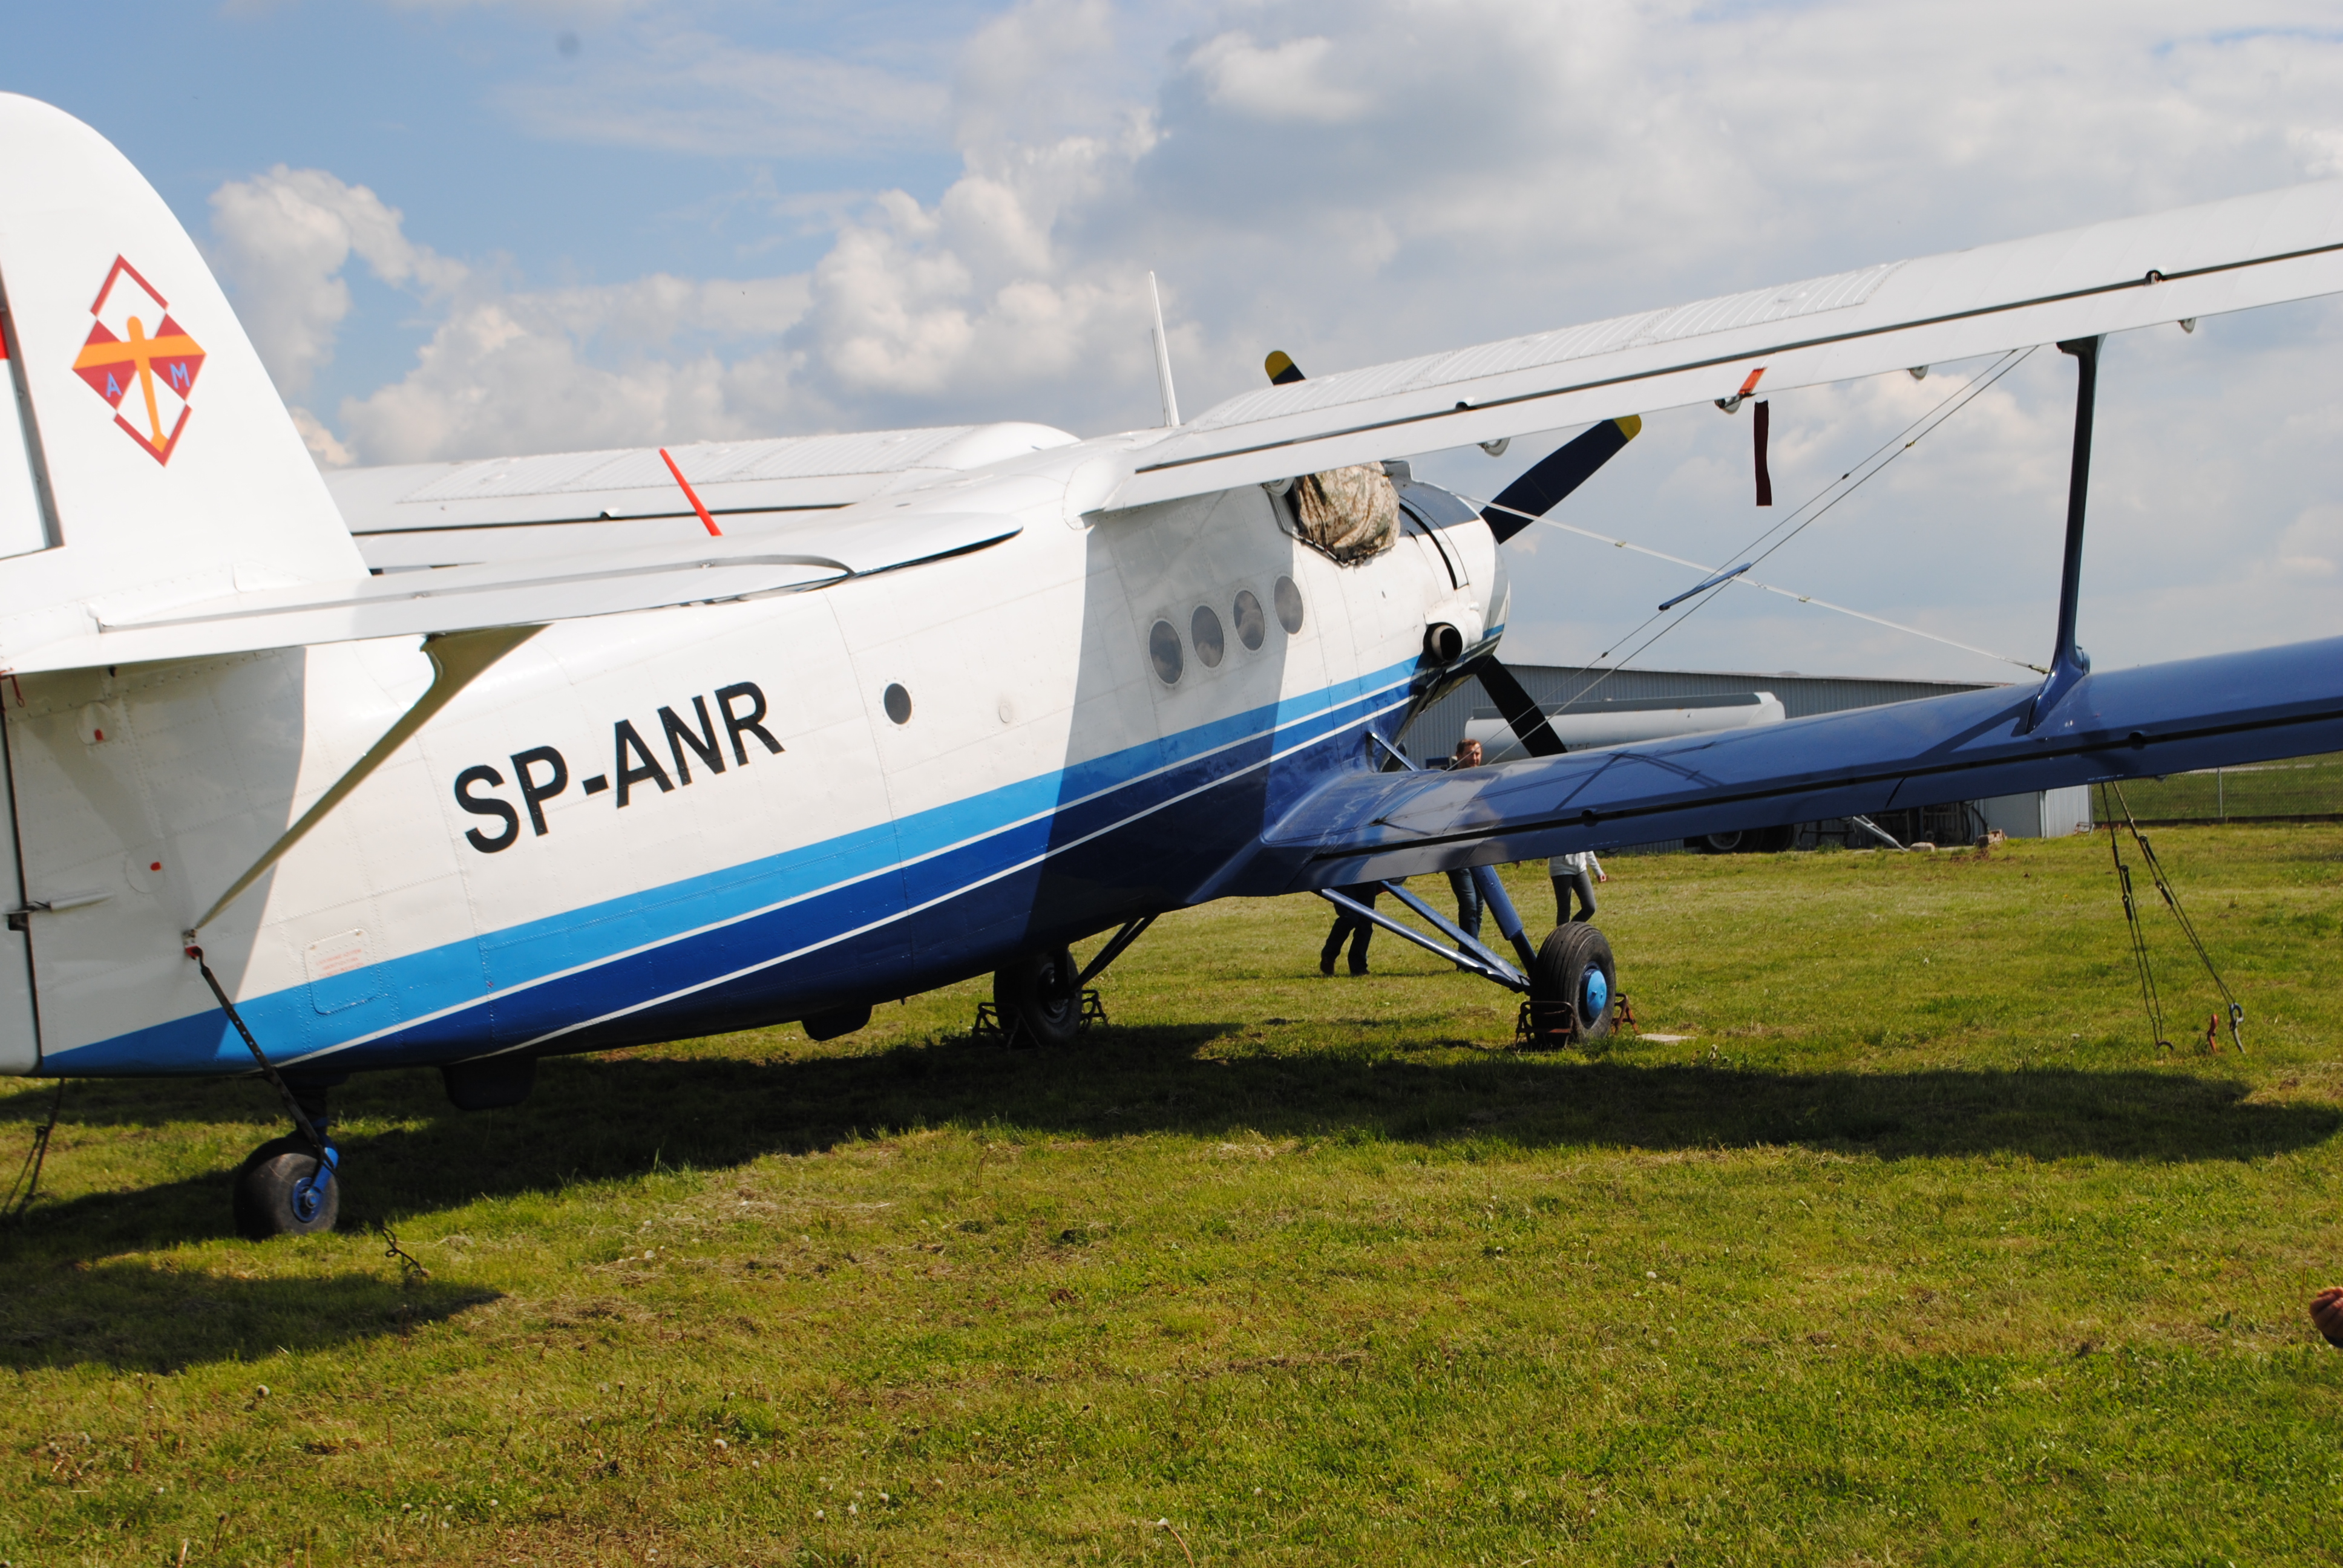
[992, 946, 1083, 1048]
[232, 1136, 339, 1240]
[1528, 923, 1617, 1048]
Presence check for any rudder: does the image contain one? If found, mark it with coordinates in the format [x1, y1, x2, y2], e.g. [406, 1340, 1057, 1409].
[0, 94, 364, 670]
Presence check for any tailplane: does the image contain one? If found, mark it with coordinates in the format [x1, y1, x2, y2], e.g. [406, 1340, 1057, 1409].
[0, 94, 363, 670]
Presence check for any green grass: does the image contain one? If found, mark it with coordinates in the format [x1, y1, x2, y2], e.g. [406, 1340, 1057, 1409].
[2109, 750, 2343, 822]
[7, 827, 2343, 1565]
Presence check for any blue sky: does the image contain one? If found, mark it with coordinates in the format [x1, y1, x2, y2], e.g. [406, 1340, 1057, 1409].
[6, 1, 2342, 679]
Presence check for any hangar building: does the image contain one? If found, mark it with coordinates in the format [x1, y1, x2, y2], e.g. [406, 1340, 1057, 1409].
[1401, 665, 2092, 851]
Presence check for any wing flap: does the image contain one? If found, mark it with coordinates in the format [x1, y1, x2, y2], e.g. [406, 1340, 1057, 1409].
[1233, 634, 2343, 893]
[1112, 179, 2343, 508]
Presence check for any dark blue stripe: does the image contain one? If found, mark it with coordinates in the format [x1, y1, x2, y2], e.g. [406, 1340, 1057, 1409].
[52, 658, 1418, 1076]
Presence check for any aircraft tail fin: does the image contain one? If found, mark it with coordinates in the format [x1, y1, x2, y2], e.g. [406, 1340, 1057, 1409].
[0, 94, 364, 670]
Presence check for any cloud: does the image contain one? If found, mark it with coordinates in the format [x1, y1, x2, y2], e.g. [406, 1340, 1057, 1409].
[338, 274, 814, 463]
[206, 166, 466, 396]
[496, 31, 950, 158]
[1185, 33, 1367, 125]
[249, 0, 2343, 676]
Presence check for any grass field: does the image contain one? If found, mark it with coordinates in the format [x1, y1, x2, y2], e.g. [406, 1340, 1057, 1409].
[2108, 751, 2343, 822]
[6, 826, 2343, 1566]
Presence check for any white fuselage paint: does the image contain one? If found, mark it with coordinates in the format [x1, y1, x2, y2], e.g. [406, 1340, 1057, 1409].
[0, 439, 1498, 1077]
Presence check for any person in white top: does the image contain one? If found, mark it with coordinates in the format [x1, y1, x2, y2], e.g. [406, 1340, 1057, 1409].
[1550, 850, 1605, 924]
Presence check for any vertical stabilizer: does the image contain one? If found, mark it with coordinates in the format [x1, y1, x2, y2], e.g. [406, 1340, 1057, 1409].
[0, 94, 364, 668]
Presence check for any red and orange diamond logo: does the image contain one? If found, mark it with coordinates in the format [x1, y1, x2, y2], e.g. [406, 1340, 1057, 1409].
[72, 255, 204, 465]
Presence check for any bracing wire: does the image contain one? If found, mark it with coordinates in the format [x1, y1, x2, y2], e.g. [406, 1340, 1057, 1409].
[1518, 514, 2044, 674]
[1473, 347, 2040, 714]
[2102, 779, 2246, 1053]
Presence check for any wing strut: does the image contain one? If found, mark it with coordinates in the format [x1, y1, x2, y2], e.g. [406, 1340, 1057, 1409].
[189, 624, 543, 932]
[2024, 335, 2102, 731]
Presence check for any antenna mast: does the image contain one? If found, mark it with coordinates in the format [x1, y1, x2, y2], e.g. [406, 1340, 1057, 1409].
[1147, 272, 1181, 427]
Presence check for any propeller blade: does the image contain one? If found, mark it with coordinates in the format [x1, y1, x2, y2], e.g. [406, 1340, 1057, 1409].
[1482, 415, 1642, 543]
[1264, 350, 1306, 386]
[1471, 656, 1566, 757]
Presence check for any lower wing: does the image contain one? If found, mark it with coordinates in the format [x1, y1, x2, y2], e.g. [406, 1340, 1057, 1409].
[1237, 635, 2343, 893]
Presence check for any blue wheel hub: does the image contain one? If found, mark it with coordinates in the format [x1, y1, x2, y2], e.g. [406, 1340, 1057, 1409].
[1579, 966, 1609, 1022]
[292, 1146, 338, 1223]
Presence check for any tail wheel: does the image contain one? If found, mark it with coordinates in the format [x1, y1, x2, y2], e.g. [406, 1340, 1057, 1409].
[992, 946, 1083, 1048]
[232, 1137, 339, 1240]
[1528, 923, 1616, 1047]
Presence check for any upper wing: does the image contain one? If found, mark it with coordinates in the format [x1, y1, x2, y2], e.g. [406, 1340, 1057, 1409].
[1225, 633, 2343, 895]
[1110, 179, 2343, 509]
[330, 422, 1078, 569]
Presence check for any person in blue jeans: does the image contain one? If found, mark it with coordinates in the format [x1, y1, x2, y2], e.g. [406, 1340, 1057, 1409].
[1440, 739, 1485, 958]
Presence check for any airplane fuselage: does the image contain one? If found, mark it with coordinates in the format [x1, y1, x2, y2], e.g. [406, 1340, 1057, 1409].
[0, 440, 1501, 1080]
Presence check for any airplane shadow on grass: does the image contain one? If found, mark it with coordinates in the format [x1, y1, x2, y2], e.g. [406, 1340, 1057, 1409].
[2, 1021, 2335, 1370]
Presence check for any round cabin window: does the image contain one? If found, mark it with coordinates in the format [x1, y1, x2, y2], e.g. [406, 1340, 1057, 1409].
[1273, 575, 1305, 635]
[1231, 589, 1266, 651]
[1148, 619, 1184, 685]
[882, 683, 913, 725]
[1191, 605, 1226, 668]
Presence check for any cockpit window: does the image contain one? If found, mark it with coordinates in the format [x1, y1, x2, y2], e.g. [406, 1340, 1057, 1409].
[1191, 605, 1225, 668]
[1273, 576, 1305, 635]
[1149, 619, 1184, 685]
[1232, 590, 1265, 652]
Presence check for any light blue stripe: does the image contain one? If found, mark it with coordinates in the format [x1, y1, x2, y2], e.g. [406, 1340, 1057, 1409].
[53, 657, 1422, 1074]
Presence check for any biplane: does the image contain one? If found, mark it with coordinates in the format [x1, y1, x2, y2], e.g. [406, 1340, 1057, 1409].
[2, 93, 2338, 1235]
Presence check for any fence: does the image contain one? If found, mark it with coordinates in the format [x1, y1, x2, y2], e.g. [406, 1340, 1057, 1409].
[2101, 752, 2343, 823]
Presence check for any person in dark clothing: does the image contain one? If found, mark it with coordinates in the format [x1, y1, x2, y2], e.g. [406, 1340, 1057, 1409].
[1551, 850, 1605, 923]
[1320, 883, 1382, 975]
[1438, 738, 1484, 963]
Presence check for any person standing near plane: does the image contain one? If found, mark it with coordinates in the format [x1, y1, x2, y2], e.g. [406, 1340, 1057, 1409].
[1320, 884, 1383, 976]
[1440, 739, 1486, 950]
[1552, 850, 1605, 923]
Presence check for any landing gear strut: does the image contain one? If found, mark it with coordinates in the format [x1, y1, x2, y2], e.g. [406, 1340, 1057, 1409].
[232, 1081, 338, 1240]
[190, 944, 343, 1240]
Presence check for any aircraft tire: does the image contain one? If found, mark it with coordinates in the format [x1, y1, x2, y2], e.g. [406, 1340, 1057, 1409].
[1693, 829, 1745, 854]
[1528, 924, 1616, 1048]
[232, 1137, 340, 1240]
[993, 946, 1083, 1048]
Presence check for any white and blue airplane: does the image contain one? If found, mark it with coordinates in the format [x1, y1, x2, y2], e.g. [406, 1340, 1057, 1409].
[3, 93, 2341, 1237]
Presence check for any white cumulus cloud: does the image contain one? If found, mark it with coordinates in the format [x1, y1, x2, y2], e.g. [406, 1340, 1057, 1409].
[206, 165, 467, 399]
[1186, 33, 1367, 125]
[214, 0, 2343, 673]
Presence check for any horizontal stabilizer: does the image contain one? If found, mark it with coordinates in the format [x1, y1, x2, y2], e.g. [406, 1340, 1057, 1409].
[2, 509, 1019, 674]
[1111, 178, 2343, 508]
[1237, 635, 2343, 891]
